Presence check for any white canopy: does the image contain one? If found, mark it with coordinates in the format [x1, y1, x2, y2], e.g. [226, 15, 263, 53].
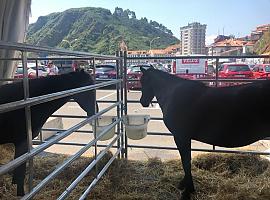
[0, 0, 31, 84]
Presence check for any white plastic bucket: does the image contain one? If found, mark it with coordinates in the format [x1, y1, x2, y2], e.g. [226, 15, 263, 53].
[91, 116, 116, 141]
[123, 115, 150, 140]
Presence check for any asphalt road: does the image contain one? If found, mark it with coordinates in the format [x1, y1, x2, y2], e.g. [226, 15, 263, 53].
[44, 89, 270, 161]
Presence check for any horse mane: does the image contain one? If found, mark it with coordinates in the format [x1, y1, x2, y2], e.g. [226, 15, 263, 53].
[0, 70, 93, 104]
[29, 70, 93, 86]
[147, 68, 206, 87]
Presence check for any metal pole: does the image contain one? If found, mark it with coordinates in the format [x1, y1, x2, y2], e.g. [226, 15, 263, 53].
[57, 132, 122, 200]
[22, 119, 121, 200]
[93, 57, 98, 179]
[22, 51, 34, 192]
[79, 148, 122, 200]
[0, 102, 121, 177]
[123, 51, 128, 159]
[215, 57, 219, 88]
[116, 51, 121, 159]
[119, 51, 124, 158]
[213, 57, 219, 151]
[35, 59, 39, 77]
[0, 80, 121, 114]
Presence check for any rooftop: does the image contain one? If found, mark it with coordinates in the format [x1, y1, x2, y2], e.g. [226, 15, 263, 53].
[213, 39, 250, 47]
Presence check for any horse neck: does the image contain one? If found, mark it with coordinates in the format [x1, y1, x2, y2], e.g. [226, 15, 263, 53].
[150, 72, 177, 109]
[30, 75, 80, 130]
[30, 74, 79, 97]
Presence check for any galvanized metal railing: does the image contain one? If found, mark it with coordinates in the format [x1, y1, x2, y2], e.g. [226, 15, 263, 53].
[124, 53, 270, 156]
[0, 41, 125, 199]
[1, 41, 270, 199]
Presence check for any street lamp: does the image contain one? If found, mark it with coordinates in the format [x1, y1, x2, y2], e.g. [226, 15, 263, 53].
[150, 37, 160, 52]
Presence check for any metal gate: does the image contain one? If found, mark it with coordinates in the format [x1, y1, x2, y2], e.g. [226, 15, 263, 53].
[1, 41, 270, 199]
[124, 53, 270, 157]
[0, 41, 125, 199]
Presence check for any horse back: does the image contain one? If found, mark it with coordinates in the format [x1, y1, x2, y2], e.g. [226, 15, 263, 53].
[163, 81, 270, 147]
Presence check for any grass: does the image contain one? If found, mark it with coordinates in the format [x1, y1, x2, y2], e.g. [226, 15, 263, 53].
[1, 144, 270, 200]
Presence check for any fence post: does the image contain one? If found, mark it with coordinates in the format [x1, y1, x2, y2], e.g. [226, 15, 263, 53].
[22, 51, 34, 192]
[215, 57, 219, 88]
[116, 51, 121, 159]
[213, 57, 219, 151]
[92, 57, 98, 178]
[117, 51, 125, 159]
[123, 51, 128, 159]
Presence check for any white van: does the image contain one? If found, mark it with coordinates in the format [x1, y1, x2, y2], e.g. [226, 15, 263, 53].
[171, 57, 208, 75]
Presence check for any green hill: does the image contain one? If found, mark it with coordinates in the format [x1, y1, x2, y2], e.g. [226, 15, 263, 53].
[26, 7, 179, 55]
[254, 30, 270, 54]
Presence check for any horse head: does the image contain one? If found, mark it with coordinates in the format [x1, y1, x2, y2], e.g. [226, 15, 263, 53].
[72, 69, 97, 116]
[140, 67, 155, 107]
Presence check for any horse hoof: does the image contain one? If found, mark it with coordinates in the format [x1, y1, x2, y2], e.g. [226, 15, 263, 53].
[17, 186, 25, 196]
[180, 190, 191, 200]
[178, 181, 186, 190]
[17, 191, 25, 197]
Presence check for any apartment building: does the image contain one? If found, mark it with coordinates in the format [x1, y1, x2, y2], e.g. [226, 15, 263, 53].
[180, 22, 207, 55]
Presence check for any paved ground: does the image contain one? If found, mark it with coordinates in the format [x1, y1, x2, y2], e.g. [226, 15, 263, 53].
[44, 89, 270, 161]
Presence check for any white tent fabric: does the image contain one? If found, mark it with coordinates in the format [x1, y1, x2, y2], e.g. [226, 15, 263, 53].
[0, 0, 31, 84]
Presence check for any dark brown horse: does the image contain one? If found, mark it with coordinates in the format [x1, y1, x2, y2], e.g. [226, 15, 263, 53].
[140, 67, 270, 200]
[0, 70, 97, 196]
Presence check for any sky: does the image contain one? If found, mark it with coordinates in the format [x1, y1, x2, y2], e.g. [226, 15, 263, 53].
[30, 0, 270, 45]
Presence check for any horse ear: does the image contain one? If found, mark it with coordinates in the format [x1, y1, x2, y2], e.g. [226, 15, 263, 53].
[76, 68, 84, 73]
[140, 67, 146, 73]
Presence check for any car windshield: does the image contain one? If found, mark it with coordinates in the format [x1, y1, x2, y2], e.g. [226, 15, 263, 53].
[227, 65, 250, 72]
[131, 66, 141, 72]
[16, 67, 23, 74]
[207, 65, 215, 72]
[96, 65, 115, 72]
[130, 65, 152, 72]
[265, 65, 270, 72]
[30, 66, 47, 71]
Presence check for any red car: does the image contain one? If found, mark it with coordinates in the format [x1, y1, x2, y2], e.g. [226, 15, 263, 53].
[218, 63, 253, 79]
[95, 64, 116, 80]
[217, 63, 253, 87]
[127, 64, 153, 89]
[14, 66, 48, 79]
[252, 64, 270, 79]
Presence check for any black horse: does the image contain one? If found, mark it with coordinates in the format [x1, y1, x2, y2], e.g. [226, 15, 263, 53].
[0, 70, 96, 196]
[140, 67, 270, 200]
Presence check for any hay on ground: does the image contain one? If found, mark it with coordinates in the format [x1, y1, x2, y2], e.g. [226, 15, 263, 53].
[0, 144, 270, 200]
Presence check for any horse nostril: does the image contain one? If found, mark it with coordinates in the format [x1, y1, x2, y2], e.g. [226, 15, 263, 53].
[140, 99, 149, 107]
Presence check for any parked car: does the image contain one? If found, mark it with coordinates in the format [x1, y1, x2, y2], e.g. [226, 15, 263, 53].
[164, 63, 172, 72]
[49, 59, 75, 74]
[252, 64, 270, 79]
[248, 64, 256, 70]
[95, 64, 117, 79]
[154, 63, 169, 72]
[217, 63, 253, 87]
[218, 63, 253, 79]
[14, 64, 49, 79]
[127, 64, 153, 89]
[206, 65, 215, 77]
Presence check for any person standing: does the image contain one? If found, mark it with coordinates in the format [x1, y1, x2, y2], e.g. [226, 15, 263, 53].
[47, 61, 59, 75]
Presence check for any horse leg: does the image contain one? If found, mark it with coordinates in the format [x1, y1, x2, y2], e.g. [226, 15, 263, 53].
[174, 136, 194, 200]
[12, 140, 27, 196]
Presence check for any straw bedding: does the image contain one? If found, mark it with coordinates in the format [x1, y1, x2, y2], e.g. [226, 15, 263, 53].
[1, 144, 270, 200]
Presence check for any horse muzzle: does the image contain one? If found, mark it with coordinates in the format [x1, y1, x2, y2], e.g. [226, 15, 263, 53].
[140, 99, 150, 107]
